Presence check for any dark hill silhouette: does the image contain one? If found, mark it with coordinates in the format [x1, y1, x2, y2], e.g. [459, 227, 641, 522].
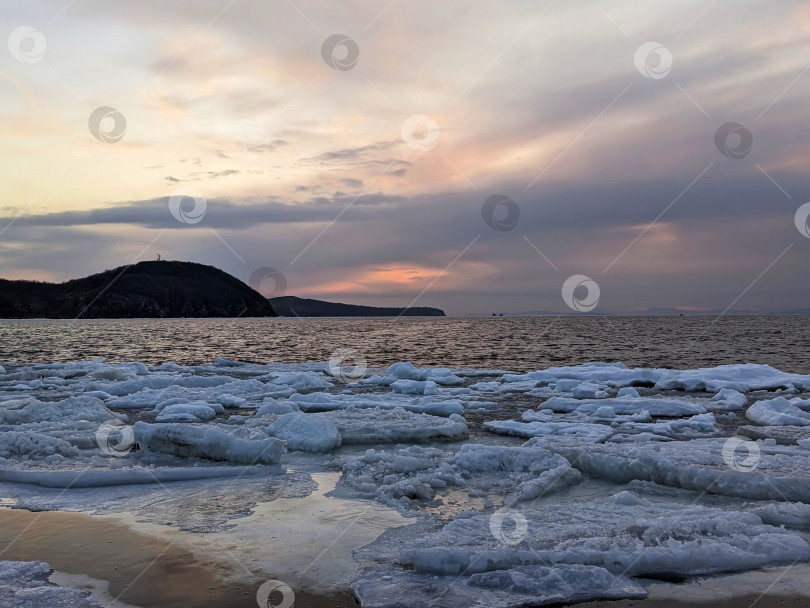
[269, 295, 445, 317]
[0, 261, 277, 318]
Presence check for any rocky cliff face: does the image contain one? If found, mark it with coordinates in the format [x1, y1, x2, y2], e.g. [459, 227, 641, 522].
[0, 261, 277, 319]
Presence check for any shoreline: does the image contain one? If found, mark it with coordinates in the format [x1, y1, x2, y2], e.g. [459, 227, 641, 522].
[0, 507, 358, 608]
[1, 505, 809, 608]
[578, 598, 810, 608]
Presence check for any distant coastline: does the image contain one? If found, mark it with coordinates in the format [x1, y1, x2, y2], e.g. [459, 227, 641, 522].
[463, 308, 810, 317]
[269, 295, 445, 317]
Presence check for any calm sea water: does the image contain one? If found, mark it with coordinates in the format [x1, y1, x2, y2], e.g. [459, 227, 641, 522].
[1, 316, 808, 373]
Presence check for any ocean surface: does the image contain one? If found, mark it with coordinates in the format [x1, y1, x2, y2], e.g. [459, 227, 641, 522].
[1, 315, 809, 372]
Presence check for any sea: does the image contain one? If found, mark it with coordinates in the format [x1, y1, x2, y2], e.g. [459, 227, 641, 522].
[2, 315, 810, 608]
[1, 315, 809, 372]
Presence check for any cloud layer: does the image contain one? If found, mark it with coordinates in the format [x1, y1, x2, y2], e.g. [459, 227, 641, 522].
[1, 0, 809, 313]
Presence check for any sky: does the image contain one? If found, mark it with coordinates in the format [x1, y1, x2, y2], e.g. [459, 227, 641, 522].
[1, 0, 809, 314]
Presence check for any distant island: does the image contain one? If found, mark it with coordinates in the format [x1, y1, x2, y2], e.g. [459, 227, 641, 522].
[467, 306, 810, 317]
[0, 261, 277, 319]
[269, 296, 445, 317]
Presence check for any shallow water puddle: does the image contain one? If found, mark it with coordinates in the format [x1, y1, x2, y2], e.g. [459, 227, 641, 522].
[160, 471, 412, 592]
[49, 571, 141, 608]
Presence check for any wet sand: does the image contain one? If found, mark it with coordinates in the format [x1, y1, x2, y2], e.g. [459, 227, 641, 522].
[0, 507, 357, 607]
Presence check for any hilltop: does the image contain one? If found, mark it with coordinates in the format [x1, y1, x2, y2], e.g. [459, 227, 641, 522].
[0, 261, 277, 319]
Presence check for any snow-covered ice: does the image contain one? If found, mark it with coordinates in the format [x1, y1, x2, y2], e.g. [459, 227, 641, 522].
[712, 388, 748, 410]
[0, 560, 99, 608]
[318, 407, 468, 444]
[333, 443, 580, 511]
[1, 358, 810, 608]
[540, 395, 707, 417]
[155, 402, 220, 422]
[351, 564, 646, 608]
[134, 422, 285, 465]
[350, 495, 810, 607]
[746, 396, 810, 426]
[267, 412, 342, 452]
[545, 437, 810, 502]
[483, 419, 616, 442]
[288, 391, 466, 416]
[502, 362, 810, 392]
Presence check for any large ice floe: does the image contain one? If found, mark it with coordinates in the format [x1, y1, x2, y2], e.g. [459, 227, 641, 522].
[1, 359, 810, 607]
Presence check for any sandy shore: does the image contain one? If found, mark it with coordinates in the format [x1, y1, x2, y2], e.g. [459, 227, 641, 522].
[0, 507, 357, 607]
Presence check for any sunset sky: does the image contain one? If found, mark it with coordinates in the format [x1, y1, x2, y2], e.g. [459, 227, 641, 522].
[1, 0, 809, 314]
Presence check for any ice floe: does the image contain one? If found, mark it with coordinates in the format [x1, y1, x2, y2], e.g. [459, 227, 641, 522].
[540, 396, 707, 417]
[0, 560, 99, 608]
[288, 391, 465, 416]
[711, 388, 748, 410]
[319, 407, 468, 444]
[351, 563, 645, 608]
[545, 437, 810, 502]
[746, 396, 810, 426]
[483, 420, 615, 442]
[502, 362, 810, 392]
[267, 412, 342, 452]
[350, 496, 810, 607]
[2, 357, 810, 608]
[334, 443, 580, 511]
[134, 422, 285, 466]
